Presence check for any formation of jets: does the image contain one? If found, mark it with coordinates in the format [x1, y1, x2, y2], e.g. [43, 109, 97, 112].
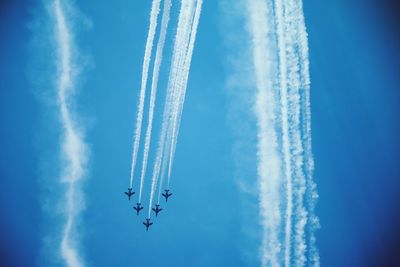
[124, 188, 172, 231]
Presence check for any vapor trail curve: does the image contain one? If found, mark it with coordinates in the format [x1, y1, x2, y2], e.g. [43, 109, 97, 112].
[53, 1, 87, 266]
[129, 0, 161, 190]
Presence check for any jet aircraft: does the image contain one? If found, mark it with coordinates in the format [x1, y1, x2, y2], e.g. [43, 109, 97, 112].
[124, 188, 135, 200]
[162, 189, 172, 202]
[152, 204, 163, 217]
[133, 203, 143, 215]
[143, 218, 153, 231]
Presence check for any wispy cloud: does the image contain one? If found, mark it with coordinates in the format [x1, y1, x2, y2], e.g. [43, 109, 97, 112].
[53, 0, 87, 266]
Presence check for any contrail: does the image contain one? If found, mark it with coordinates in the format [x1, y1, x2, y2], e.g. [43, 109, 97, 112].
[244, 0, 318, 266]
[293, 0, 320, 265]
[138, 0, 171, 203]
[160, 0, 195, 182]
[245, 0, 283, 265]
[167, 0, 203, 188]
[53, 1, 87, 266]
[130, 0, 161, 190]
[274, 0, 295, 265]
[280, 0, 307, 264]
[147, 0, 196, 217]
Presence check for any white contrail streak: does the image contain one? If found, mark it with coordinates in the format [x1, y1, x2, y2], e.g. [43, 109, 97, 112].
[293, 0, 320, 265]
[246, 0, 283, 266]
[53, 1, 87, 266]
[167, 0, 203, 188]
[281, 0, 307, 264]
[139, 0, 171, 203]
[159, 0, 195, 185]
[130, 0, 161, 190]
[149, 0, 202, 216]
[148, 0, 196, 217]
[244, 0, 319, 266]
[274, 0, 295, 265]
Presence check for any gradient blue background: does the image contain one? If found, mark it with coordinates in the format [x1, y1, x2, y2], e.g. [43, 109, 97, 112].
[0, 0, 399, 266]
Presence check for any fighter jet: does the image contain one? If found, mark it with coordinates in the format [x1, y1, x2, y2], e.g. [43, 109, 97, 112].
[162, 189, 172, 202]
[143, 218, 153, 231]
[152, 204, 163, 217]
[133, 203, 143, 215]
[124, 188, 135, 200]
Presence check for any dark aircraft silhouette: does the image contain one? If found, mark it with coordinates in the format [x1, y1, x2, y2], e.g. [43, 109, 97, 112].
[124, 188, 135, 200]
[133, 203, 143, 215]
[143, 218, 153, 231]
[162, 189, 172, 202]
[152, 204, 163, 217]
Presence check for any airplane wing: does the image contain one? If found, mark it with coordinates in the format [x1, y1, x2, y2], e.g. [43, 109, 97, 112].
[150, 223, 153, 226]
[162, 193, 166, 197]
[125, 192, 128, 195]
[143, 222, 146, 226]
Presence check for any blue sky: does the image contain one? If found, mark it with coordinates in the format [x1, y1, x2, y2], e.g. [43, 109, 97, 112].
[1, 0, 400, 266]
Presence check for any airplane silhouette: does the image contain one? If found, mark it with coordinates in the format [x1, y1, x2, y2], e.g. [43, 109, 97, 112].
[152, 204, 163, 217]
[125, 188, 135, 200]
[162, 189, 172, 202]
[133, 203, 143, 215]
[143, 218, 153, 231]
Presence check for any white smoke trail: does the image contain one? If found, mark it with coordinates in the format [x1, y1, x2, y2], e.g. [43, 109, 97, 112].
[138, 0, 171, 203]
[293, 0, 320, 265]
[167, 0, 203, 188]
[245, 0, 283, 266]
[130, 0, 161, 190]
[147, 0, 196, 217]
[157, 149, 169, 204]
[53, 1, 87, 266]
[273, 0, 295, 265]
[280, 0, 308, 264]
[159, 0, 195, 185]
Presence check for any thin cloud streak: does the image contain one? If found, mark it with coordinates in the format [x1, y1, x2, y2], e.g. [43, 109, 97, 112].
[53, 0, 87, 266]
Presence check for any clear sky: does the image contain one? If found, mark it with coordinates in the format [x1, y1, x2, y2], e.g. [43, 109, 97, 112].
[0, 0, 399, 267]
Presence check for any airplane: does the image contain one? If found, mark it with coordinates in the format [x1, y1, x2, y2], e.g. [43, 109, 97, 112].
[152, 204, 163, 217]
[124, 188, 135, 200]
[133, 203, 143, 215]
[162, 189, 172, 202]
[143, 218, 153, 231]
